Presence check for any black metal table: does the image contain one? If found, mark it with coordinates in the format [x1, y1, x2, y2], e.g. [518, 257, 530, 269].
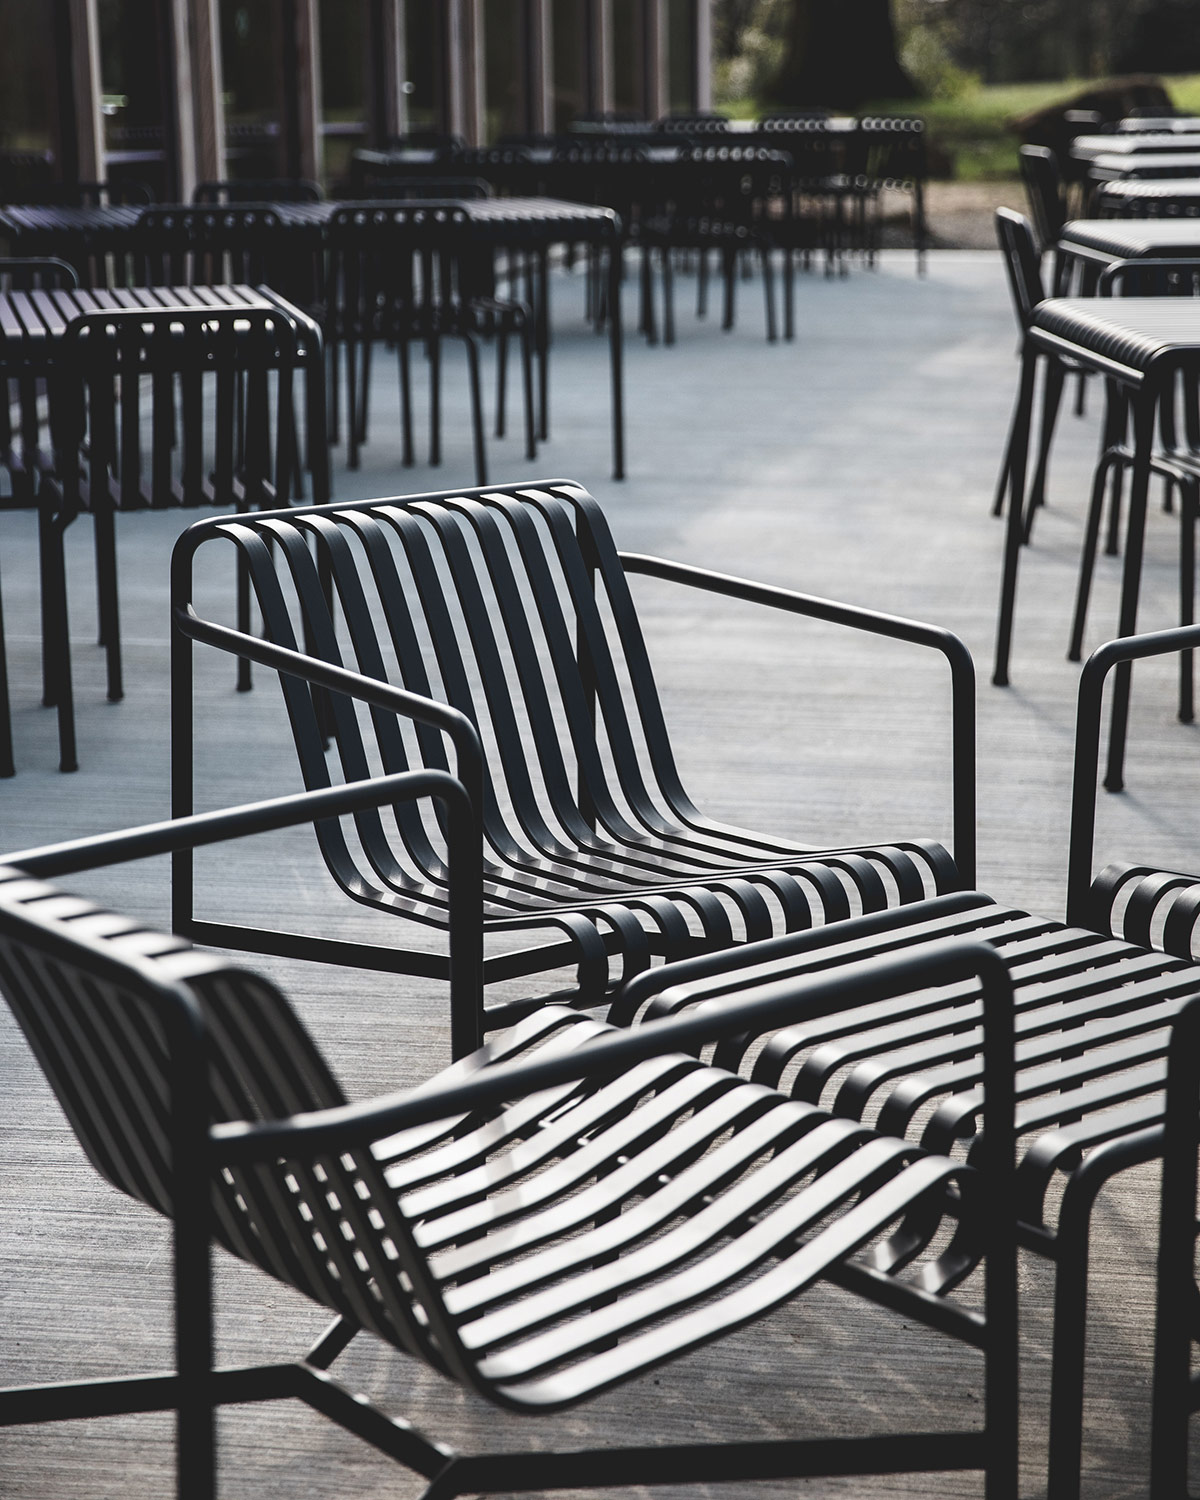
[1086, 152, 1200, 182]
[1071, 132, 1200, 160]
[994, 297, 1200, 788]
[1054, 217, 1200, 292]
[1096, 178, 1200, 217]
[0, 196, 626, 479]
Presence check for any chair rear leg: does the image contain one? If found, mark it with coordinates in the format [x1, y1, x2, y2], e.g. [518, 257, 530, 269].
[761, 247, 777, 344]
[1180, 488, 1196, 723]
[1024, 356, 1066, 542]
[429, 336, 442, 466]
[398, 338, 414, 466]
[662, 248, 675, 347]
[521, 319, 537, 461]
[93, 506, 123, 702]
[1068, 453, 1116, 663]
[722, 246, 736, 330]
[345, 336, 360, 470]
[41, 507, 77, 772]
[463, 335, 487, 486]
[495, 332, 508, 438]
[0, 562, 13, 777]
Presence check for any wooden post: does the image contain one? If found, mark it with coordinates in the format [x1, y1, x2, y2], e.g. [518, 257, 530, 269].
[589, 0, 613, 115]
[463, 0, 486, 145]
[188, 0, 226, 185]
[694, 0, 712, 111]
[644, 0, 667, 123]
[530, 0, 553, 134]
[289, 0, 321, 182]
[443, 0, 467, 138]
[68, 0, 104, 184]
[166, 0, 198, 200]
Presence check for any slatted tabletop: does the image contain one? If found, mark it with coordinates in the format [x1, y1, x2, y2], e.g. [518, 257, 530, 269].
[1096, 177, 1200, 214]
[1071, 131, 1200, 159]
[1059, 217, 1200, 256]
[1030, 295, 1200, 377]
[1086, 151, 1200, 181]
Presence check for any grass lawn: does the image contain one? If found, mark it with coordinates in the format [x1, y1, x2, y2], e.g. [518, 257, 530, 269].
[723, 72, 1200, 181]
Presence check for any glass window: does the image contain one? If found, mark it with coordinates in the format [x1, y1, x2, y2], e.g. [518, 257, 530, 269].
[552, 0, 586, 134]
[0, 0, 59, 192]
[219, 0, 286, 178]
[404, 4, 439, 133]
[485, 0, 525, 142]
[611, 0, 645, 119]
[320, 0, 366, 184]
[667, 0, 696, 114]
[98, 0, 169, 198]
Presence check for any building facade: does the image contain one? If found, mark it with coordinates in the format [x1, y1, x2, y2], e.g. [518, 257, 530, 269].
[0, 0, 713, 199]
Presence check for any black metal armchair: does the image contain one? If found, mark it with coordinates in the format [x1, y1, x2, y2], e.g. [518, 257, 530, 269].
[0, 778, 1018, 1499]
[171, 479, 974, 1025]
[611, 619, 1200, 1500]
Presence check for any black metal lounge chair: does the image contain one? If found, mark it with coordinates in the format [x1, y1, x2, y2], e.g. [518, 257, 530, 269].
[610, 619, 1200, 1500]
[171, 479, 975, 1037]
[0, 779, 1018, 1500]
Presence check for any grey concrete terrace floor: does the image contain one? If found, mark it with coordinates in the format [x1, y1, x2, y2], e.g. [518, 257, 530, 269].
[1, 248, 1197, 1497]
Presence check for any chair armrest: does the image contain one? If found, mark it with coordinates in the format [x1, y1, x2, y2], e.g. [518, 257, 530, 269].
[618, 552, 976, 886]
[1066, 621, 1200, 928]
[213, 938, 1014, 1196]
[0, 772, 485, 1059]
[173, 603, 485, 818]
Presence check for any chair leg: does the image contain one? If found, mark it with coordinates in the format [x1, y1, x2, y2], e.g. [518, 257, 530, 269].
[93, 507, 123, 703]
[783, 246, 795, 341]
[721, 247, 736, 331]
[640, 247, 657, 346]
[345, 337, 360, 471]
[662, 248, 675, 347]
[463, 335, 487, 487]
[495, 333, 508, 439]
[697, 249, 708, 318]
[398, 338, 414, 467]
[429, 337, 442, 467]
[1104, 392, 1157, 794]
[0, 560, 14, 777]
[1180, 487, 1196, 724]
[761, 247, 777, 344]
[41, 506, 77, 773]
[356, 337, 372, 447]
[521, 320, 537, 462]
[993, 346, 1038, 686]
[1024, 356, 1066, 543]
[1068, 452, 1116, 663]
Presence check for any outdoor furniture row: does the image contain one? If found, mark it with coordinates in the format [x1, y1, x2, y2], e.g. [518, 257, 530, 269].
[0, 196, 626, 481]
[0, 781, 1017, 1500]
[356, 116, 929, 275]
[0, 278, 327, 775]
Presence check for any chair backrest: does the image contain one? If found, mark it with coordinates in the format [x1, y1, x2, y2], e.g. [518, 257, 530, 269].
[656, 113, 731, 135]
[0, 864, 344, 1224]
[350, 175, 491, 201]
[1018, 144, 1065, 252]
[174, 482, 701, 916]
[855, 116, 927, 186]
[327, 202, 474, 332]
[0, 256, 79, 291]
[995, 206, 1044, 327]
[193, 178, 323, 204]
[133, 204, 288, 287]
[0, 863, 456, 1356]
[51, 304, 307, 513]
